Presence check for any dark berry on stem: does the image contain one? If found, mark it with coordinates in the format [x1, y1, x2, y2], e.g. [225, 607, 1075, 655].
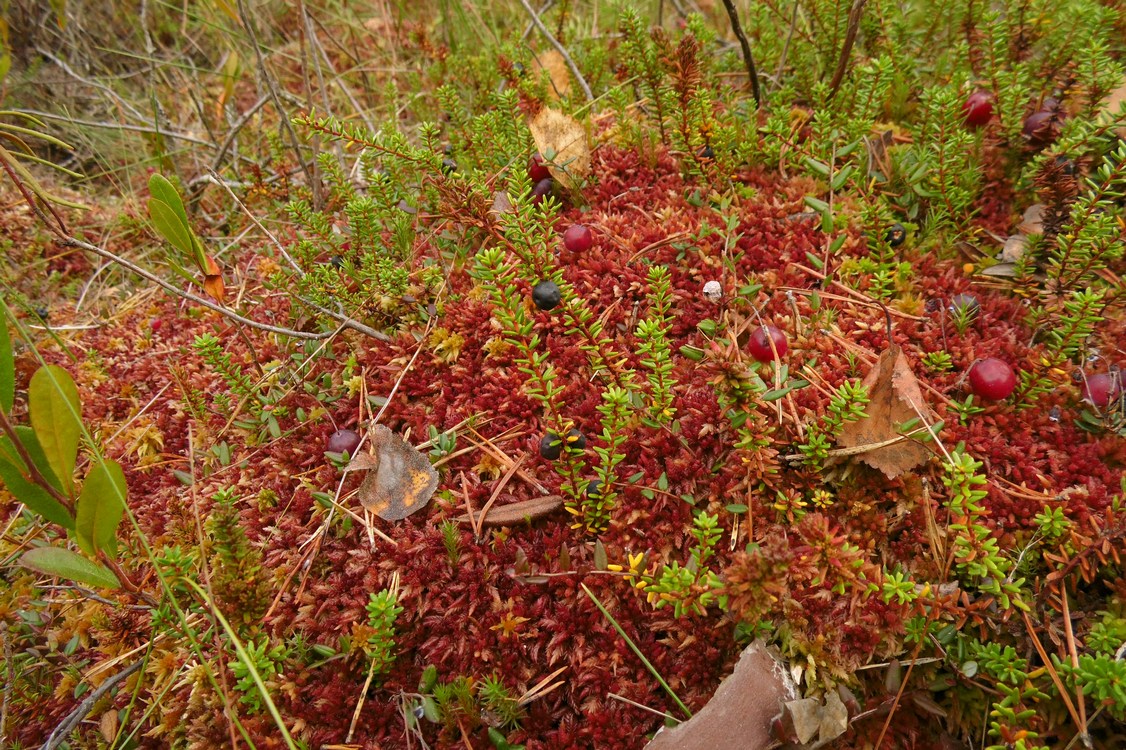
[563, 224, 593, 253]
[949, 293, 979, 314]
[968, 358, 1017, 401]
[1082, 373, 1121, 409]
[1023, 110, 1059, 147]
[529, 152, 551, 182]
[885, 223, 907, 247]
[532, 280, 561, 311]
[697, 145, 715, 160]
[586, 479, 603, 498]
[531, 177, 553, 205]
[747, 325, 788, 362]
[962, 91, 993, 127]
[539, 428, 586, 460]
[327, 429, 361, 455]
[441, 158, 458, 175]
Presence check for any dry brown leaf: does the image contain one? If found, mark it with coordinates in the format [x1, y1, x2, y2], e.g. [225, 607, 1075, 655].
[818, 689, 849, 742]
[456, 494, 563, 527]
[836, 344, 938, 479]
[645, 640, 796, 750]
[351, 425, 438, 521]
[531, 49, 572, 99]
[1001, 233, 1029, 263]
[1017, 203, 1045, 235]
[528, 108, 591, 190]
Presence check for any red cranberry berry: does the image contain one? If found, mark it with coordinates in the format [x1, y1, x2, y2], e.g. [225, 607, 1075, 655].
[1082, 373, 1122, 409]
[563, 224, 593, 253]
[968, 358, 1017, 401]
[528, 152, 551, 182]
[963, 91, 994, 127]
[326, 429, 361, 455]
[532, 280, 561, 311]
[747, 325, 788, 362]
[530, 177, 553, 205]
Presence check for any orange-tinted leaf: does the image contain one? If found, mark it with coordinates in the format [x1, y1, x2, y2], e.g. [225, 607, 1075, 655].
[203, 275, 225, 302]
[356, 425, 438, 521]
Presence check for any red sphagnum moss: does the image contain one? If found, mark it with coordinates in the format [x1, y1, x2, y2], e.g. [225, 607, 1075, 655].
[1, 105, 1124, 749]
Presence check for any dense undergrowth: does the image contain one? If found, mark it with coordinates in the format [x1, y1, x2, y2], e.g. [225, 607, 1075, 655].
[0, 0, 1124, 748]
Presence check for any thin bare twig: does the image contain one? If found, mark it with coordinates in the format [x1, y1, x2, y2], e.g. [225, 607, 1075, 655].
[41, 660, 144, 750]
[773, 0, 802, 92]
[518, 0, 594, 102]
[719, 0, 763, 108]
[58, 234, 388, 341]
[827, 0, 868, 99]
[209, 94, 271, 171]
[235, 0, 319, 206]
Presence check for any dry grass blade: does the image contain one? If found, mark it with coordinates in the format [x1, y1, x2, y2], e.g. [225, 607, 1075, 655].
[517, 665, 568, 706]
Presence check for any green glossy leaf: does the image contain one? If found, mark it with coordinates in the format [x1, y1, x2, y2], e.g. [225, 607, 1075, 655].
[148, 173, 189, 231]
[19, 546, 119, 589]
[28, 365, 81, 494]
[148, 197, 194, 258]
[0, 455, 73, 528]
[149, 174, 207, 270]
[0, 309, 13, 413]
[75, 459, 127, 558]
[3, 426, 65, 492]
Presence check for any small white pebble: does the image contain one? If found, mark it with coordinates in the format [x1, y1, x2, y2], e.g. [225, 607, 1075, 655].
[702, 280, 723, 302]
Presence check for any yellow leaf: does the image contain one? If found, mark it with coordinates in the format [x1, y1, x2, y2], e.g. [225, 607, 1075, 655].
[527, 108, 591, 191]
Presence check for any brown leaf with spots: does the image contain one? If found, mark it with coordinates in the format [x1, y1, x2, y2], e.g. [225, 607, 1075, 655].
[836, 344, 937, 478]
[527, 108, 590, 191]
[350, 425, 438, 521]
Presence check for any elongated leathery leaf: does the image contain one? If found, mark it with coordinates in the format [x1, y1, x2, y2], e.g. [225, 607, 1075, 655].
[28, 365, 80, 496]
[20, 546, 119, 589]
[75, 458, 127, 558]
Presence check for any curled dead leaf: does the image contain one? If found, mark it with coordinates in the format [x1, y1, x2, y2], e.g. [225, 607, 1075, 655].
[1001, 234, 1029, 263]
[202, 255, 225, 302]
[528, 108, 591, 191]
[645, 640, 796, 750]
[836, 344, 938, 479]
